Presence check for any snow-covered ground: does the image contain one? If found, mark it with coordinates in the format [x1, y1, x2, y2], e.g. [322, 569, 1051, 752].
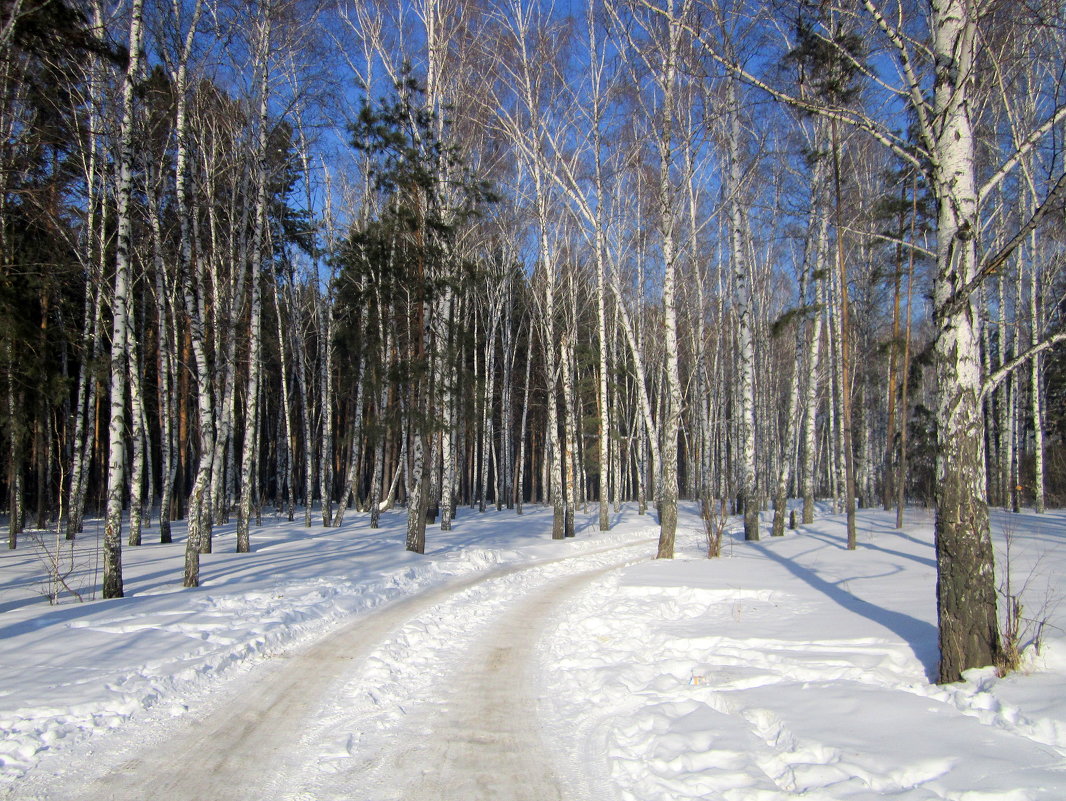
[543, 506, 1066, 800]
[1, 501, 1065, 799]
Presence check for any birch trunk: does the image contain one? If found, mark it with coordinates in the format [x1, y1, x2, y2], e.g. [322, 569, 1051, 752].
[273, 281, 296, 521]
[405, 290, 431, 554]
[1011, 263, 1025, 513]
[996, 274, 1012, 508]
[168, 0, 212, 584]
[515, 329, 533, 515]
[66, 1, 106, 540]
[1029, 236, 1045, 514]
[126, 306, 146, 547]
[406, 421, 428, 552]
[6, 347, 22, 547]
[652, 0, 684, 557]
[591, 53, 612, 530]
[928, 0, 1002, 682]
[291, 295, 314, 527]
[368, 315, 392, 529]
[319, 291, 335, 526]
[722, 80, 758, 543]
[67, 244, 104, 540]
[561, 332, 578, 537]
[146, 162, 176, 544]
[436, 287, 456, 528]
[826, 117, 858, 546]
[478, 301, 499, 514]
[236, 9, 272, 554]
[883, 182, 907, 511]
[333, 356, 366, 527]
[102, 0, 144, 598]
[500, 270, 515, 510]
[771, 221, 816, 537]
[801, 214, 829, 524]
[896, 207, 916, 528]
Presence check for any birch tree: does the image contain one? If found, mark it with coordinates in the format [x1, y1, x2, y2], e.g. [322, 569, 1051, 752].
[101, 0, 144, 598]
[683, 0, 1066, 679]
[236, 2, 273, 554]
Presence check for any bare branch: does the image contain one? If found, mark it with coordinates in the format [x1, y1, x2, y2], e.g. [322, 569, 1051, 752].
[979, 103, 1066, 203]
[637, 0, 930, 172]
[982, 330, 1066, 400]
[839, 223, 935, 260]
[943, 170, 1066, 318]
[860, 0, 935, 160]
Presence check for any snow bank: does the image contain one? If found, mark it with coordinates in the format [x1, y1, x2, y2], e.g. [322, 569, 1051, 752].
[540, 505, 1066, 800]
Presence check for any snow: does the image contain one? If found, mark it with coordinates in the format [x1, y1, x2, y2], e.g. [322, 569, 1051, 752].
[2, 502, 1066, 800]
[542, 506, 1066, 800]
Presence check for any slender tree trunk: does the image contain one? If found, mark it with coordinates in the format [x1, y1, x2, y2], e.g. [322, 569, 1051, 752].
[801, 212, 829, 524]
[319, 292, 335, 526]
[536, 196, 564, 540]
[68, 258, 104, 540]
[287, 282, 315, 527]
[771, 235, 815, 537]
[721, 80, 758, 543]
[515, 329, 532, 515]
[368, 318, 391, 529]
[102, 0, 144, 598]
[883, 182, 906, 511]
[6, 346, 23, 548]
[996, 274, 1011, 508]
[66, 6, 106, 540]
[236, 10, 272, 554]
[336, 355, 367, 526]
[126, 307, 146, 547]
[561, 332, 578, 537]
[479, 302, 499, 514]
[273, 281, 296, 522]
[830, 117, 858, 549]
[169, 0, 210, 584]
[1029, 236, 1045, 514]
[147, 166, 176, 544]
[896, 197, 916, 528]
[500, 270, 515, 510]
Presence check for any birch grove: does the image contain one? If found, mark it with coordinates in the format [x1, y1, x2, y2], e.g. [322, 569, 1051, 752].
[1, 0, 1065, 683]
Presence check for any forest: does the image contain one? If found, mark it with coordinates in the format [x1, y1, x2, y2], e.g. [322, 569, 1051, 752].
[1, 0, 1065, 684]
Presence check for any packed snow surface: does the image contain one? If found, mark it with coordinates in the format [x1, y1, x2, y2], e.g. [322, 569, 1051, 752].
[1, 502, 1065, 799]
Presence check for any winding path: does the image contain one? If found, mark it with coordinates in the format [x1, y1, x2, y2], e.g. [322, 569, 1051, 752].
[68, 540, 650, 801]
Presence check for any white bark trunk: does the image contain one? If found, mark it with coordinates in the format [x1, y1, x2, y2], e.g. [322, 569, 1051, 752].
[801, 214, 829, 524]
[928, 0, 1001, 682]
[102, 0, 144, 599]
[653, 0, 684, 558]
[236, 9, 272, 553]
[1029, 237, 1045, 513]
[126, 306, 146, 547]
[724, 80, 758, 543]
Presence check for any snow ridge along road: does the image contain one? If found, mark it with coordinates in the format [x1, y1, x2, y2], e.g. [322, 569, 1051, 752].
[38, 535, 655, 801]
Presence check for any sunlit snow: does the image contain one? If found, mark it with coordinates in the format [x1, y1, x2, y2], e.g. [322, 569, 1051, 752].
[1, 503, 1065, 799]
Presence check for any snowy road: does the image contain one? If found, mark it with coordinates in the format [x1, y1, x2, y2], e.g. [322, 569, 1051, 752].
[360, 562, 626, 801]
[56, 538, 652, 801]
[7, 506, 1066, 800]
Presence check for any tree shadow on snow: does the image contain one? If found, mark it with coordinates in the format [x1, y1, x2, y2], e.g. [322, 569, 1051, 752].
[751, 541, 940, 682]
[798, 526, 937, 570]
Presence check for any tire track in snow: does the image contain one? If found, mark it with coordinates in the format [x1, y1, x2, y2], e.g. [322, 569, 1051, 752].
[283, 539, 656, 801]
[357, 561, 632, 801]
[32, 535, 654, 801]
